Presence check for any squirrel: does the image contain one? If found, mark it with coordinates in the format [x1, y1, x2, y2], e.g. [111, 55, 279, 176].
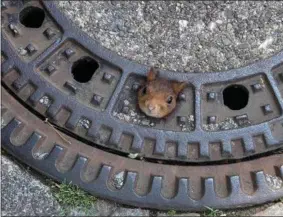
[138, 67, 186, 118]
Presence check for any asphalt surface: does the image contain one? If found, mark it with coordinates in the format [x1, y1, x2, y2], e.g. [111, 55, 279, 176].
[56, 1, 283, 73]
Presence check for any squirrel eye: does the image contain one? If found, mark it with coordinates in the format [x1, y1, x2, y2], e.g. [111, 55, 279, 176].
[166, 96, 173, 104]
[142, 86, 147, 95]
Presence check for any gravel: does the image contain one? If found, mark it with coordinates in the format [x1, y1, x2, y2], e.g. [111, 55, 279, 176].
[253, 203, 283, 216]
[1, 155, 62, 216]
[56, 1, 283, 73]
[112, 171, 125, 189]
[39, 95, 52, 107]
[77, 118, 91, 129]
[203, 117, 239, 131]
[265, 174, 283, 190]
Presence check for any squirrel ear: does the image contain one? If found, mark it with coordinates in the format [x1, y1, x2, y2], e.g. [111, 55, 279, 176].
[147, 67, 158, 81]
[172, 81, 186, 94]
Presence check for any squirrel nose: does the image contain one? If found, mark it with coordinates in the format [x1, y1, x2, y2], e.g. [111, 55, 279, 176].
[148, 104, 156, 111]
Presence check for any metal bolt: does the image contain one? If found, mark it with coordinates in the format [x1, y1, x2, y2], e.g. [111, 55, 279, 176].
[207, 116, 216, 124]
[178, 92, 186, 101]
[261, 104, 273, 115]
[207, 92, 217, 101]
[45, 65, 56, 75]
[8, 23, 19, 36]
[92, 94, 103, 106]
[26, 44, 37, 55]
[102, 72, 114, 84]
[64, 48, 75, 58]
[235, 114, 249, 125]
[251, 83, 263, 93]
[43, 28, 56, 40]
[64, 81, 77, 94]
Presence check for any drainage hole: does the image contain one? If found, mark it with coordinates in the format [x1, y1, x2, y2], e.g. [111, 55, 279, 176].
[71, 57, 99, 83]
[20, 6, 45, 28]
[223, 85, 249, 110]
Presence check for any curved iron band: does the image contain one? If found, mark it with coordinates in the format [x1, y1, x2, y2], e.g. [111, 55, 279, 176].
[1, 0, 283, 162]
[2, 87, 283, 211]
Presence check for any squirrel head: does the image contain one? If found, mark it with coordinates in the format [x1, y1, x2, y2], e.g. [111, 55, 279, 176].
[138, 67, 186, 118]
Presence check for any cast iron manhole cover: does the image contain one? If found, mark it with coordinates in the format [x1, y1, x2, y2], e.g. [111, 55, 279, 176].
[1, 0, 283, 211]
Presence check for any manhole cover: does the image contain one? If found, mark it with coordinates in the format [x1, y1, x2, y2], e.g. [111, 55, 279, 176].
[1, 0, 283, 211]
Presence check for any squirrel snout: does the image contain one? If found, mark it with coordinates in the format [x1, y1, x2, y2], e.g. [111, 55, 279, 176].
[148, 104, 156, 111]
[145, 101, 156, 112]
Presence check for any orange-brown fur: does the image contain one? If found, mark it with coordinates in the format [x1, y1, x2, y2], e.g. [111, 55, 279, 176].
[138, 67, 186, 118]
